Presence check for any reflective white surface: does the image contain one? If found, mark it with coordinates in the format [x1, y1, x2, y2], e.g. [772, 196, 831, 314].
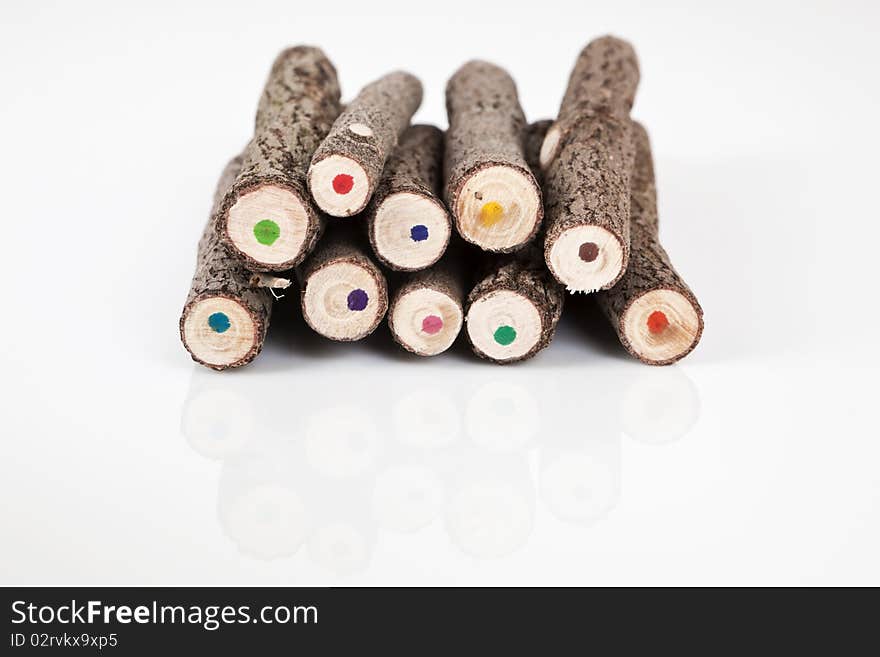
[181, 310, 698, 572]
[1, 0, 879, 585]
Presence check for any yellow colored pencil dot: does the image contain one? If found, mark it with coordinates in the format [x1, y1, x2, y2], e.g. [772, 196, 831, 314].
[479, 201, 504, 227]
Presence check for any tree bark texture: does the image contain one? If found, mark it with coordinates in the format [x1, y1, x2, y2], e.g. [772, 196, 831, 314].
[542, 37, 640, 289]
[220, 46, 342, 270]
[444, 60, 542, 251]
[596, 122, 704, 364]
[180, 156, 273, 370]
[310, 71, 423, 214]
[523, 119, 552, 185]
[365, 124, 449, 269]
[466, 247, 565, 364]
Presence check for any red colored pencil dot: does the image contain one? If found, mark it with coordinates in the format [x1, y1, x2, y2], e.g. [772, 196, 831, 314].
[421, 315, 443, 335]
[647, 310, 669, 334]
[332, 174, 354, 195]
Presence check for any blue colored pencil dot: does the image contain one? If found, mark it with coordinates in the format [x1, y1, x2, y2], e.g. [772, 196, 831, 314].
[410, 224, 429, 242]
[208, 312, 231, 333]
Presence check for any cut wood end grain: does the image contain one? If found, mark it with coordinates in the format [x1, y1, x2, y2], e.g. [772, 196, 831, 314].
[302, 260, 388, 341]
[546, 224, 625, 292]
[308, 154, 371, 217]
[621, 289, 703, 365]
[390, 287, 463, 356]
[466, 289, 543, 363]
[225, 184, 311, 267]
[538, 124, 561, 170]
[181, 295, 260, 369]
[455, 165, 541, 251]
[372, 192, 451, 270]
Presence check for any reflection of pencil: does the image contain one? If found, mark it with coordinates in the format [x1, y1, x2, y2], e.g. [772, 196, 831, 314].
[179, 156, 273, 370]
[597, 123, 704, 365]
[444, 448, 535, 560]
[444, 61, 542, 253]
[218, 443, 310, 561]
[309, 72, 423, 218]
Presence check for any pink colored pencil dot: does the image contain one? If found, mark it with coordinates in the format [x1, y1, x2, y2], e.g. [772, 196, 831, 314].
[421, 315, 443, 335]
[332, 174, 354, 195]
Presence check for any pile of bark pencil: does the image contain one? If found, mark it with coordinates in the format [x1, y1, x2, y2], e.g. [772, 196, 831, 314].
[180, 36, 704, 370]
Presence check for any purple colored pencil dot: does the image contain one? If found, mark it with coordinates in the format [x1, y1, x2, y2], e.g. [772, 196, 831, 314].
[347, 288, 369, 311]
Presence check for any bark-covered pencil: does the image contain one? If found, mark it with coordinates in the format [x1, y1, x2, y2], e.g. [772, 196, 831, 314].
[596, 123, 704, 365]
[463, 120, 563, 364]
[444, 61, 542, 253]
[366, 124, 451, 271]
[219, 46, 342, 272]
[180, 156, 273, 371]
[388, 261, 464, 357]
[297, 225, 389, 342]
[464, 248, 564, 364]
[541, 36, 640, 292]
[309, 72, 423, 217]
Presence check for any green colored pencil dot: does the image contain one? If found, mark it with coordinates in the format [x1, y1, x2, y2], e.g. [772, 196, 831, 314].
[253, 219, 280, 246]
[493, 325, 517, 346]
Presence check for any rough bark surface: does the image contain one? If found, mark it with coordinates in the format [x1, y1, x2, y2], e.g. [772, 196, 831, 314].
[392, 262, 464, 317]
[180, 156, 274, 370]
[311, 71, 423, 211]
[366, 124, 449, 268]
[543, 37, 640, 290]
[220, 46, 342, 271]
[297, 224, 382, 283]
[466, 247, 565, 364]
[389, 262, 464, 354]
[596, 123, 704, 364]
[523, 120, 552, 184]
[559, 36, 639, 121]
[443, 60, 542, 250]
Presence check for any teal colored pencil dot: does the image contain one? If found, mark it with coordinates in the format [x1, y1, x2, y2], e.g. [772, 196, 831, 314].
[493, 325, 516, 346]
[208, 312, 231, 333]
[253, 219, 281, 246]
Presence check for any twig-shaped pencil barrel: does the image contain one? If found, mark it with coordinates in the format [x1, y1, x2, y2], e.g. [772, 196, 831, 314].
[309, 72, 423, 217]
[366, 125, 451, 271]
[596, 123, 703, 364]
[444, 61, 542, 253]
[219, 46, 342, 271]
[465, 247, 564, 364]
[541, 37, 640, 292]
[298, 225, 389, 341]
[180, 157, 273, 370]
[463, 120, 563, 364]
[388, 261, 464, 356]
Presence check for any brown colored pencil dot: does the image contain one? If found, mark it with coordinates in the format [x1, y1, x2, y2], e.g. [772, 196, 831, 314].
[578, 242, 599, 262]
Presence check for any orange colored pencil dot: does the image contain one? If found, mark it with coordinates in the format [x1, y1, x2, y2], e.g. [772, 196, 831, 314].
[479, 201, 504, 227]
[647, 310, 669, 334]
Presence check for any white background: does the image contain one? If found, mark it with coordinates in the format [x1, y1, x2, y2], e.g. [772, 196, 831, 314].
[1, 0, 878, 586]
